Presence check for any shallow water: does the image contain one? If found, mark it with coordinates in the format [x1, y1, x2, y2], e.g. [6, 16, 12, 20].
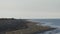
[28, 19, 60, 34]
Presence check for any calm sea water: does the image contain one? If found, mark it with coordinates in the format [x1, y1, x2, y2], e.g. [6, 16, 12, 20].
[28, 19, 60, 34]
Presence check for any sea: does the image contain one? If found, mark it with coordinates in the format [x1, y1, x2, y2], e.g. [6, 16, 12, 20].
[28, 19, 60, 34]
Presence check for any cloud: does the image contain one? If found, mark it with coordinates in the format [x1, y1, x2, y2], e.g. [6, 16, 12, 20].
[0, 0, 60, 19]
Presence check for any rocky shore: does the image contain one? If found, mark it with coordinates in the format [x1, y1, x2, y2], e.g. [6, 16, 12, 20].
[0, 18, 56, 34]
[5, 24, 56, 34]
[33, 28, 56, 34]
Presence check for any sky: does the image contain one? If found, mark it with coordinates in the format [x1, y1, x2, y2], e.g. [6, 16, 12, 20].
[0, 0, 60, 19]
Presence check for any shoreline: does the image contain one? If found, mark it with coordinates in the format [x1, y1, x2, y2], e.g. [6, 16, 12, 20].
[0, 19, 57, 34]
[5, 22, 56, 34]
[33, 28, 56, 34]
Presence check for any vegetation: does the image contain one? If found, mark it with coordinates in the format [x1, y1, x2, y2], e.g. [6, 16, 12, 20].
[0, 18, 29, 32]
[4, 24, 51, 34]
[0, 18, 56, 34]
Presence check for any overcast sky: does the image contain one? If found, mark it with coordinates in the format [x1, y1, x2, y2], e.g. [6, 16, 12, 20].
[0, 0, 60, 19]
